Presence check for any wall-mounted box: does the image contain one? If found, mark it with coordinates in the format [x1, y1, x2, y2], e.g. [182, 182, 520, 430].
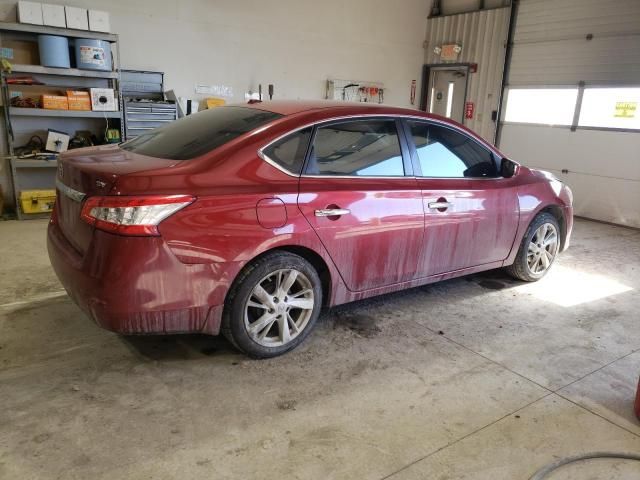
[88, 10, 110, 33]
[17, 1, 43, 25]
[41, 4, 66, 28]
[65, 6, 88, 30]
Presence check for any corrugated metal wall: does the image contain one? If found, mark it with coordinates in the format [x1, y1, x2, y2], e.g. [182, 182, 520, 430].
[424, 7, 510, 142]
[438, 0, 510, 16]
[509, 0, 640, 86]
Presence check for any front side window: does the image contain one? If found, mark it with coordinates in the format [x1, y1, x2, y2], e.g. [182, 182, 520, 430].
[121, 106, 282, 160]
[408, 122, 498, 178]
[306, 119, 405, 176]
[262, 128, 312, 174]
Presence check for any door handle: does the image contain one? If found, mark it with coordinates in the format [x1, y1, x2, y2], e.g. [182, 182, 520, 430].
[428, 201, 452, 210]
[315, 208, 350, 217]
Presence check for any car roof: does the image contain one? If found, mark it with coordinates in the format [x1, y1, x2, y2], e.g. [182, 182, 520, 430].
[241, 99, 434, 118]
[236, 100, 501, 154]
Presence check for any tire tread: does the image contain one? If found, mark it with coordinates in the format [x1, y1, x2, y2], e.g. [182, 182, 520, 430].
[221, 251, 322, 358]
[505, 212, 559, 282]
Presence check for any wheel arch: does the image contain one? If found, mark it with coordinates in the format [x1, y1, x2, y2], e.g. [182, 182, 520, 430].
[538, 204, 566, 250]
[227, 245, 333, 307]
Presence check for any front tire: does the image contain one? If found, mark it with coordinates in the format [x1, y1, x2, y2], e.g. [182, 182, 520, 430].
[505, 212, 560, 282]
[221, 251, 322, 358]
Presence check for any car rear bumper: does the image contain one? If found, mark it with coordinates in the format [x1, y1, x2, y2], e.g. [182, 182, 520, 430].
[47, 221, 238, 335]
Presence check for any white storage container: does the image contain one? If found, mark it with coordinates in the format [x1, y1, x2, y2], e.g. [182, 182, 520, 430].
[17, 1, 43, 25]
[65, 6, 88, 30]
[41, 4, 66, 28]
[88, 10, 110, 33]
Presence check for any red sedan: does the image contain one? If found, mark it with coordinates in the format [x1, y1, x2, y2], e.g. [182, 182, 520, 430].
[48, 101, 573, 358]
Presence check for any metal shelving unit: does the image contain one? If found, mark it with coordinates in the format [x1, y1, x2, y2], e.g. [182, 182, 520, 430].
[12, 158, 57, 168]
[9, 63, 119, 79]
[0, 21, 122, 219]
[0, 21, 117, 41]
[9, 107, 121, 118]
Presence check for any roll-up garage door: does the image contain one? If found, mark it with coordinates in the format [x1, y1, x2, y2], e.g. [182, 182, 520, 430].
[498, 0, 640, 228]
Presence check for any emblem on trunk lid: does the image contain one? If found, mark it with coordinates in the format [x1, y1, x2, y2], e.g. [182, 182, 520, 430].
[96, 179, 107, 188]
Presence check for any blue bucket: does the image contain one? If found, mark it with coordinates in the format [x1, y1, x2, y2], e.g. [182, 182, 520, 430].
[38, 35, 71, 68]
[75, 39, 112, 71]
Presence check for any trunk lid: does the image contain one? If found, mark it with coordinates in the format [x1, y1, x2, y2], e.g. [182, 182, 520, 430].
[55, 145, 180, 254]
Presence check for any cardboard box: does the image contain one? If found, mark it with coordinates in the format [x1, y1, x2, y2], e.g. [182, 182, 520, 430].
[42, 4, 66, 28]
[1, 40, 39, 64]
[42, 94, 69, 110]
[88, 10, 110, 33]
[66, 90, 91, 110]
[17, 1, 43, 25]
[65, 6, 88, 30]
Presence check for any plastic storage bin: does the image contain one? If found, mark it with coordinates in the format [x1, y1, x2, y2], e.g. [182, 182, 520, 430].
[37, 35, 70, 68]
[74, 38, 112, 71]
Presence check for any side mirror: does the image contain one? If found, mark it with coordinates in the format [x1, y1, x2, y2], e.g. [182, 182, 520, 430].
[500, 158, 518, 178]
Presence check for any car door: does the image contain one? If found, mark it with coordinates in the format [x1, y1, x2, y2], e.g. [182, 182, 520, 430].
[403, 119, 519, 276]
[297, 117, 424, 292]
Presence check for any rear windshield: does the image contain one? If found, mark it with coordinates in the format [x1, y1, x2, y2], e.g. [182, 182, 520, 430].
[120, 106, 282, 160]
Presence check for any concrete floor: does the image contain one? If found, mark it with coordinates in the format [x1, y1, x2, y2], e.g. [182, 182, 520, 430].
[1, 218, 639, 479]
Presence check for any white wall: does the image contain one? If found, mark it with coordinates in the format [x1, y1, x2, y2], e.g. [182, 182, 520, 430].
[0, 0, 431, 208]
[0, 0, 429, 105]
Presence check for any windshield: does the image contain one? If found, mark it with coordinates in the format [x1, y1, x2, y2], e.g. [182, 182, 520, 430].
[120, 106, 282, 160]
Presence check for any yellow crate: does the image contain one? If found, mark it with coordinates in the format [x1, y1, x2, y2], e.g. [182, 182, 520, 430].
[20, 189, 56, 214]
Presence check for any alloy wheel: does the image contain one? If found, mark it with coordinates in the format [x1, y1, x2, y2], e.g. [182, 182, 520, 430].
[244, 269, 315, 347]
[527, 223, 559, 275]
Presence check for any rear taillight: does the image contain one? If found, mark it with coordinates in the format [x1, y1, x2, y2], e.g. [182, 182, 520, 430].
[80, 195, 195, 236]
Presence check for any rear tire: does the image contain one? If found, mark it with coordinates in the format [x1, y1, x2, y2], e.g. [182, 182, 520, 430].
[505, 212, 560, 282]
[221, 251, 322, 358]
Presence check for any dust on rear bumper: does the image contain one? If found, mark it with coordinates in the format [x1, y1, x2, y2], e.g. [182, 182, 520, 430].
[47, 221, 233, 335]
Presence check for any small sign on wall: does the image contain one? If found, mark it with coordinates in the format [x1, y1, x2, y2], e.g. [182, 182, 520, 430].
[434, 43, 462, 61]
[465, 101, 475, 119]
[614, 102, 636, 118]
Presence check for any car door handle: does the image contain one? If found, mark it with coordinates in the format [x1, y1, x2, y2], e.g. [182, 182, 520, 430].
[315, 208, 351, 217]
[428, 201, 452, 210]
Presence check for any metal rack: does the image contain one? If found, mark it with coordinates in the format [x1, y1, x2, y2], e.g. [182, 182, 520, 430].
[0, 21, 122, 219]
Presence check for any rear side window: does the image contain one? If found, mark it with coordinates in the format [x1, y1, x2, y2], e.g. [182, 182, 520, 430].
[121, 106, 282, 160]
[262, 128, 312, 174]
[306, 119, 405, 176]
[408, 121, 498, 178]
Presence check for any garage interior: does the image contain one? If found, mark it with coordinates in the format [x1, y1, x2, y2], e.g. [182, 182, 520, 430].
[1, 0, 639, 478]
